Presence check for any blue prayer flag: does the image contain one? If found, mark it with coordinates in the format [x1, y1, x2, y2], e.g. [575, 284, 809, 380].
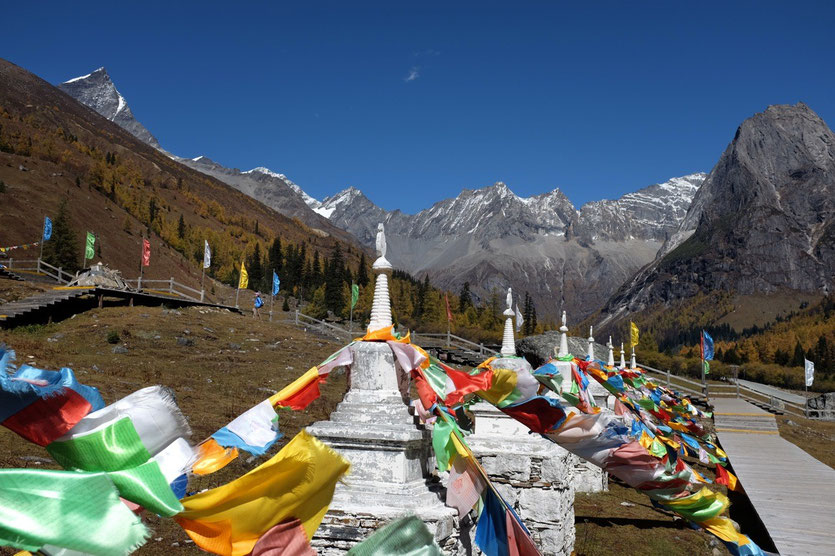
[701, 331, 714, 361]
[272, 271, 280, 297]
[474, 488, 509, 556]
[42, 216, 52, 241]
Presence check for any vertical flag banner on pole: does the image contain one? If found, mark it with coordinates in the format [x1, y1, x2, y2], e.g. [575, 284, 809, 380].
[270, 270, 279, 322]
[42, 217, 52, 242]
[203, 240, 211, 269]
[444, 293, 453, 346]
[201, 240, 211, 298]
[142, 239, 151, 267]
[272, 271, 280, 297]
[629, 321, 639, 348]
[805, 359, 814, 387]
[701, 330, 714, 376]
[350, 283, 358, 331]
[40, 216, 51, 262]
[515, 302, 524, 333]
[236, 261, 248, 308]
[84, 232, 95, 265]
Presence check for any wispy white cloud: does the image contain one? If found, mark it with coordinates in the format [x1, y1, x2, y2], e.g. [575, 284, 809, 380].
[404, 66, 420, 82]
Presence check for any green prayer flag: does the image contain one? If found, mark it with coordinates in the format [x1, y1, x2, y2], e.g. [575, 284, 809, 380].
[431, 416, 460, 472]
[0, 468, 149, 555]
[347, 514, 443, 556]
[47, 416, 183, 516]
[703, 360, 710, 375]
[351, 283, 359, 309]
[85, 231, 95, 260]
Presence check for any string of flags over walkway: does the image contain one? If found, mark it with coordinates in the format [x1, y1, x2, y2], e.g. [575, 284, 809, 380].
[0, 224, 767, 556]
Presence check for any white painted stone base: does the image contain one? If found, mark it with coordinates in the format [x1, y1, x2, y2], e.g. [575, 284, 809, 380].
[465, 400, 576, 555]
[308, 342, 461, 554]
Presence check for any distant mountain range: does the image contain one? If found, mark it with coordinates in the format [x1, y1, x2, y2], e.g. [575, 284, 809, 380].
[57, 67, 710, 322]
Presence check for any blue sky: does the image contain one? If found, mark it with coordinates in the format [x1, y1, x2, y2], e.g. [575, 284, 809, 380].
[3, 1, 834, 212]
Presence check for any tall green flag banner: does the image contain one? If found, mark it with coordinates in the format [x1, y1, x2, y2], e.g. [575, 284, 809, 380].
[85, 231, 95, 260]
[0, 468, 149, 555]
[351, 283, 359, 309]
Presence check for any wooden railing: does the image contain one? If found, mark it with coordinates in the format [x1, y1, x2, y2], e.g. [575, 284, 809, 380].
[2, 258, 39, 272]
[411, 332, 499, 358]
[37, 259, 74, 284]
[124, 278, 205, 302]
[294, 311, 353, 341]
[638, 361, 817, 418]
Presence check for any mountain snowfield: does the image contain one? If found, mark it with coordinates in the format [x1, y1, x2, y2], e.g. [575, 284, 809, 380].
[58, 67, 705, 320]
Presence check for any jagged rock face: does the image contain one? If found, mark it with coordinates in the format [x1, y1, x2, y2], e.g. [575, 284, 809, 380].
[320, 176, 703, 321]
[599, 103, 835, 328]
[58, 68, 161, 149]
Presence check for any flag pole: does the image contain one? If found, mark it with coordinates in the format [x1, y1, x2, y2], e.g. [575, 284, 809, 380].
[38, 215, 45, 263]
[235, 285, 240, 308]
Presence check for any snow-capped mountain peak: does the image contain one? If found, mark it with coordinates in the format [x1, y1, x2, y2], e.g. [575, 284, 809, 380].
[244, 167, 321, 209]
[58, 68, 160, 149]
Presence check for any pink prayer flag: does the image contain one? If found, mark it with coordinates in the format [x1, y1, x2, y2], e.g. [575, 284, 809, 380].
[387, 341, 427, 373]
[250, 519, 315, 556]
[446, 457, 485, 517]
[506, 509, 541, 556]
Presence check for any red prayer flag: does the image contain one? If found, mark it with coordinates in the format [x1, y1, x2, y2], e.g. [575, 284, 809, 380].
[142, 239, 151, 267]
[1, 389, 92, 446]
[444, 293, 453, 322]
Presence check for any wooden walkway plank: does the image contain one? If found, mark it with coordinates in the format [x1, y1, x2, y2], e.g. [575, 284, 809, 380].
[712, 398, 835, 555]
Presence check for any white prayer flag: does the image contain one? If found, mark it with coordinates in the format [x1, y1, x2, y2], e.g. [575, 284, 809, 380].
[805, 358, 815, 387]
[515, 303, 524, 332]
[203, 240, 211, 269]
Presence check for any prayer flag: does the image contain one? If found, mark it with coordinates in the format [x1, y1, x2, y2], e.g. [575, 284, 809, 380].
[346, 515, 442, 556]
[445, 293, 453, 322]
[142, 239, 151, 267]
[176, 430, 350, 556]
[351, 283, 359, 309]
[805, 358, 814, 387]
[46, 386, 192, 516]
[515, 303, 523, 332]
[250, 519, 315, 556]
[474, 488, 509, 556]
[0, 468, 149, 555]
[272, 271, 280, 297]
[446, 457, 486, 517]
[701, 331, 714, 361]
[630, 321, 639, 348]
[42, 216, 52, 241]
[211, 399, 281, 457]
[0, 350, 105, 446]
[238, 261, 248, 289]
[204, 240, 211, 268]
[84, 232, 95, 260]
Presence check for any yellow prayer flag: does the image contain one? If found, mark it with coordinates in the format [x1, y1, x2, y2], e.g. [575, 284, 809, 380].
[238, 261, 248, 290]
[176, 430, 350, 556]
[630, 321, 639, 348]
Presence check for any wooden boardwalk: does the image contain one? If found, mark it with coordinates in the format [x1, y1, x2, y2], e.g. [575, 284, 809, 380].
[712, 398, 835, 555]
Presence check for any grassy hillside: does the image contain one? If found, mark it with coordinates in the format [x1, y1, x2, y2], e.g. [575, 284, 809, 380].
[0, 58, 365, 305]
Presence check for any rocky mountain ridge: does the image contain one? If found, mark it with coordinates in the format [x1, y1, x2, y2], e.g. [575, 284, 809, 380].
[597, 103, 835, 331]
[58, 66, 706, 320]
[57, 68, 161, 149]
